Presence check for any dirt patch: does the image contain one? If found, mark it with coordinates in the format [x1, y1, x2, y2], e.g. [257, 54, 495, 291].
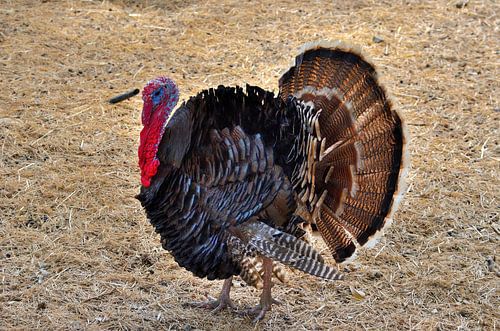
[0, 0, 498, 330]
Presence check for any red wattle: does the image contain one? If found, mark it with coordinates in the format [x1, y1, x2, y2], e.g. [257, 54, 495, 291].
[138, 110, 165, 187]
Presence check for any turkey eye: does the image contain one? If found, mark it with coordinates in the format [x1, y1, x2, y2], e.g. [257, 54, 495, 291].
[152, 88, 164, 106]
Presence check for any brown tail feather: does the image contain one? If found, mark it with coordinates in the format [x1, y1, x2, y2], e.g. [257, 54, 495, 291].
[279, 41, 408, 263]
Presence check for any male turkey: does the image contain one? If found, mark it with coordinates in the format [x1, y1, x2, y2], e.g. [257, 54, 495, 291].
[135, 41, 408, 321]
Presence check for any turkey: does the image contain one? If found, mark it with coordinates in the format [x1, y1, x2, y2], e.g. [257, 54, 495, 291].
[133, 41, 408, 321]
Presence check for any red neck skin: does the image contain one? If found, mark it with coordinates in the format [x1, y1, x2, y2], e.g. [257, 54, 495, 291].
[138, 99, 171, 187]
[138, 77, 179, 188]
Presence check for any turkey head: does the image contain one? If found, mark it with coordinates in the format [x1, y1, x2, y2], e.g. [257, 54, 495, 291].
[138, 77, 179, 187]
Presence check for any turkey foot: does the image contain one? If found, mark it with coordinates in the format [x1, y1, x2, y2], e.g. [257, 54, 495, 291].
[185, 277, 235, 313]
[240, 257, 276, 322]
[240, 299, 281, 322]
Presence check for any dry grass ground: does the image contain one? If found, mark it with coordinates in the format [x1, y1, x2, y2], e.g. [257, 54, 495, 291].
[0, 0, 498, 330]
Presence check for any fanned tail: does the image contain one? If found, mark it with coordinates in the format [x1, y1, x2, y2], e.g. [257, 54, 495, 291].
[279, 41, 409, 263]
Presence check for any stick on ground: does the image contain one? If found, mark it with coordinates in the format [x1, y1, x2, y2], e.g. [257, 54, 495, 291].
[109, 88, 140, 104]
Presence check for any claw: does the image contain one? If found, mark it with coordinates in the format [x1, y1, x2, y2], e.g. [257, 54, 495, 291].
[239, 302, 272, 322]
[185, 296, 236, 313]
[253, 306, 270, 323]
[184, 277, 235, 313]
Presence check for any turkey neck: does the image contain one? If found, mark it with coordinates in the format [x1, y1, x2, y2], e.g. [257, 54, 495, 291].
[137, 104, 191, 201]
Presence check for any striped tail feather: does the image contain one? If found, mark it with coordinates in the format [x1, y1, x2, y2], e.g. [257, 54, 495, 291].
[279, 41, 409, 263]
[271, 225, 325, 263]
[250, 238, 343, 280]
[238, 221, 343, 280]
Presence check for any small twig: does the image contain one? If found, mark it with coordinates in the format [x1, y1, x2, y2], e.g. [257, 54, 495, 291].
[480, 137, 490, 159]
[55, 189, 78, 209]
[109, 89, 140, 104]
[156, 301, 170, 313]
[17, 162, 35, 181]
[67, 106, 91, 119]
[143, 25, 170, 31]
[133, 66, 144, 79]
[17, 163, 35, 173]
[374, 242, 387, 259]
[30, 129, 55, 146]
[68, 209, 73, 229]
[82, 288, 117, 303]
[392, 92, 421, 99]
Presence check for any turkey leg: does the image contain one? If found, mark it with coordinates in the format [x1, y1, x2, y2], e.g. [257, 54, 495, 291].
[186, 276, 236, 313]
[242, 256, 278, 322]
